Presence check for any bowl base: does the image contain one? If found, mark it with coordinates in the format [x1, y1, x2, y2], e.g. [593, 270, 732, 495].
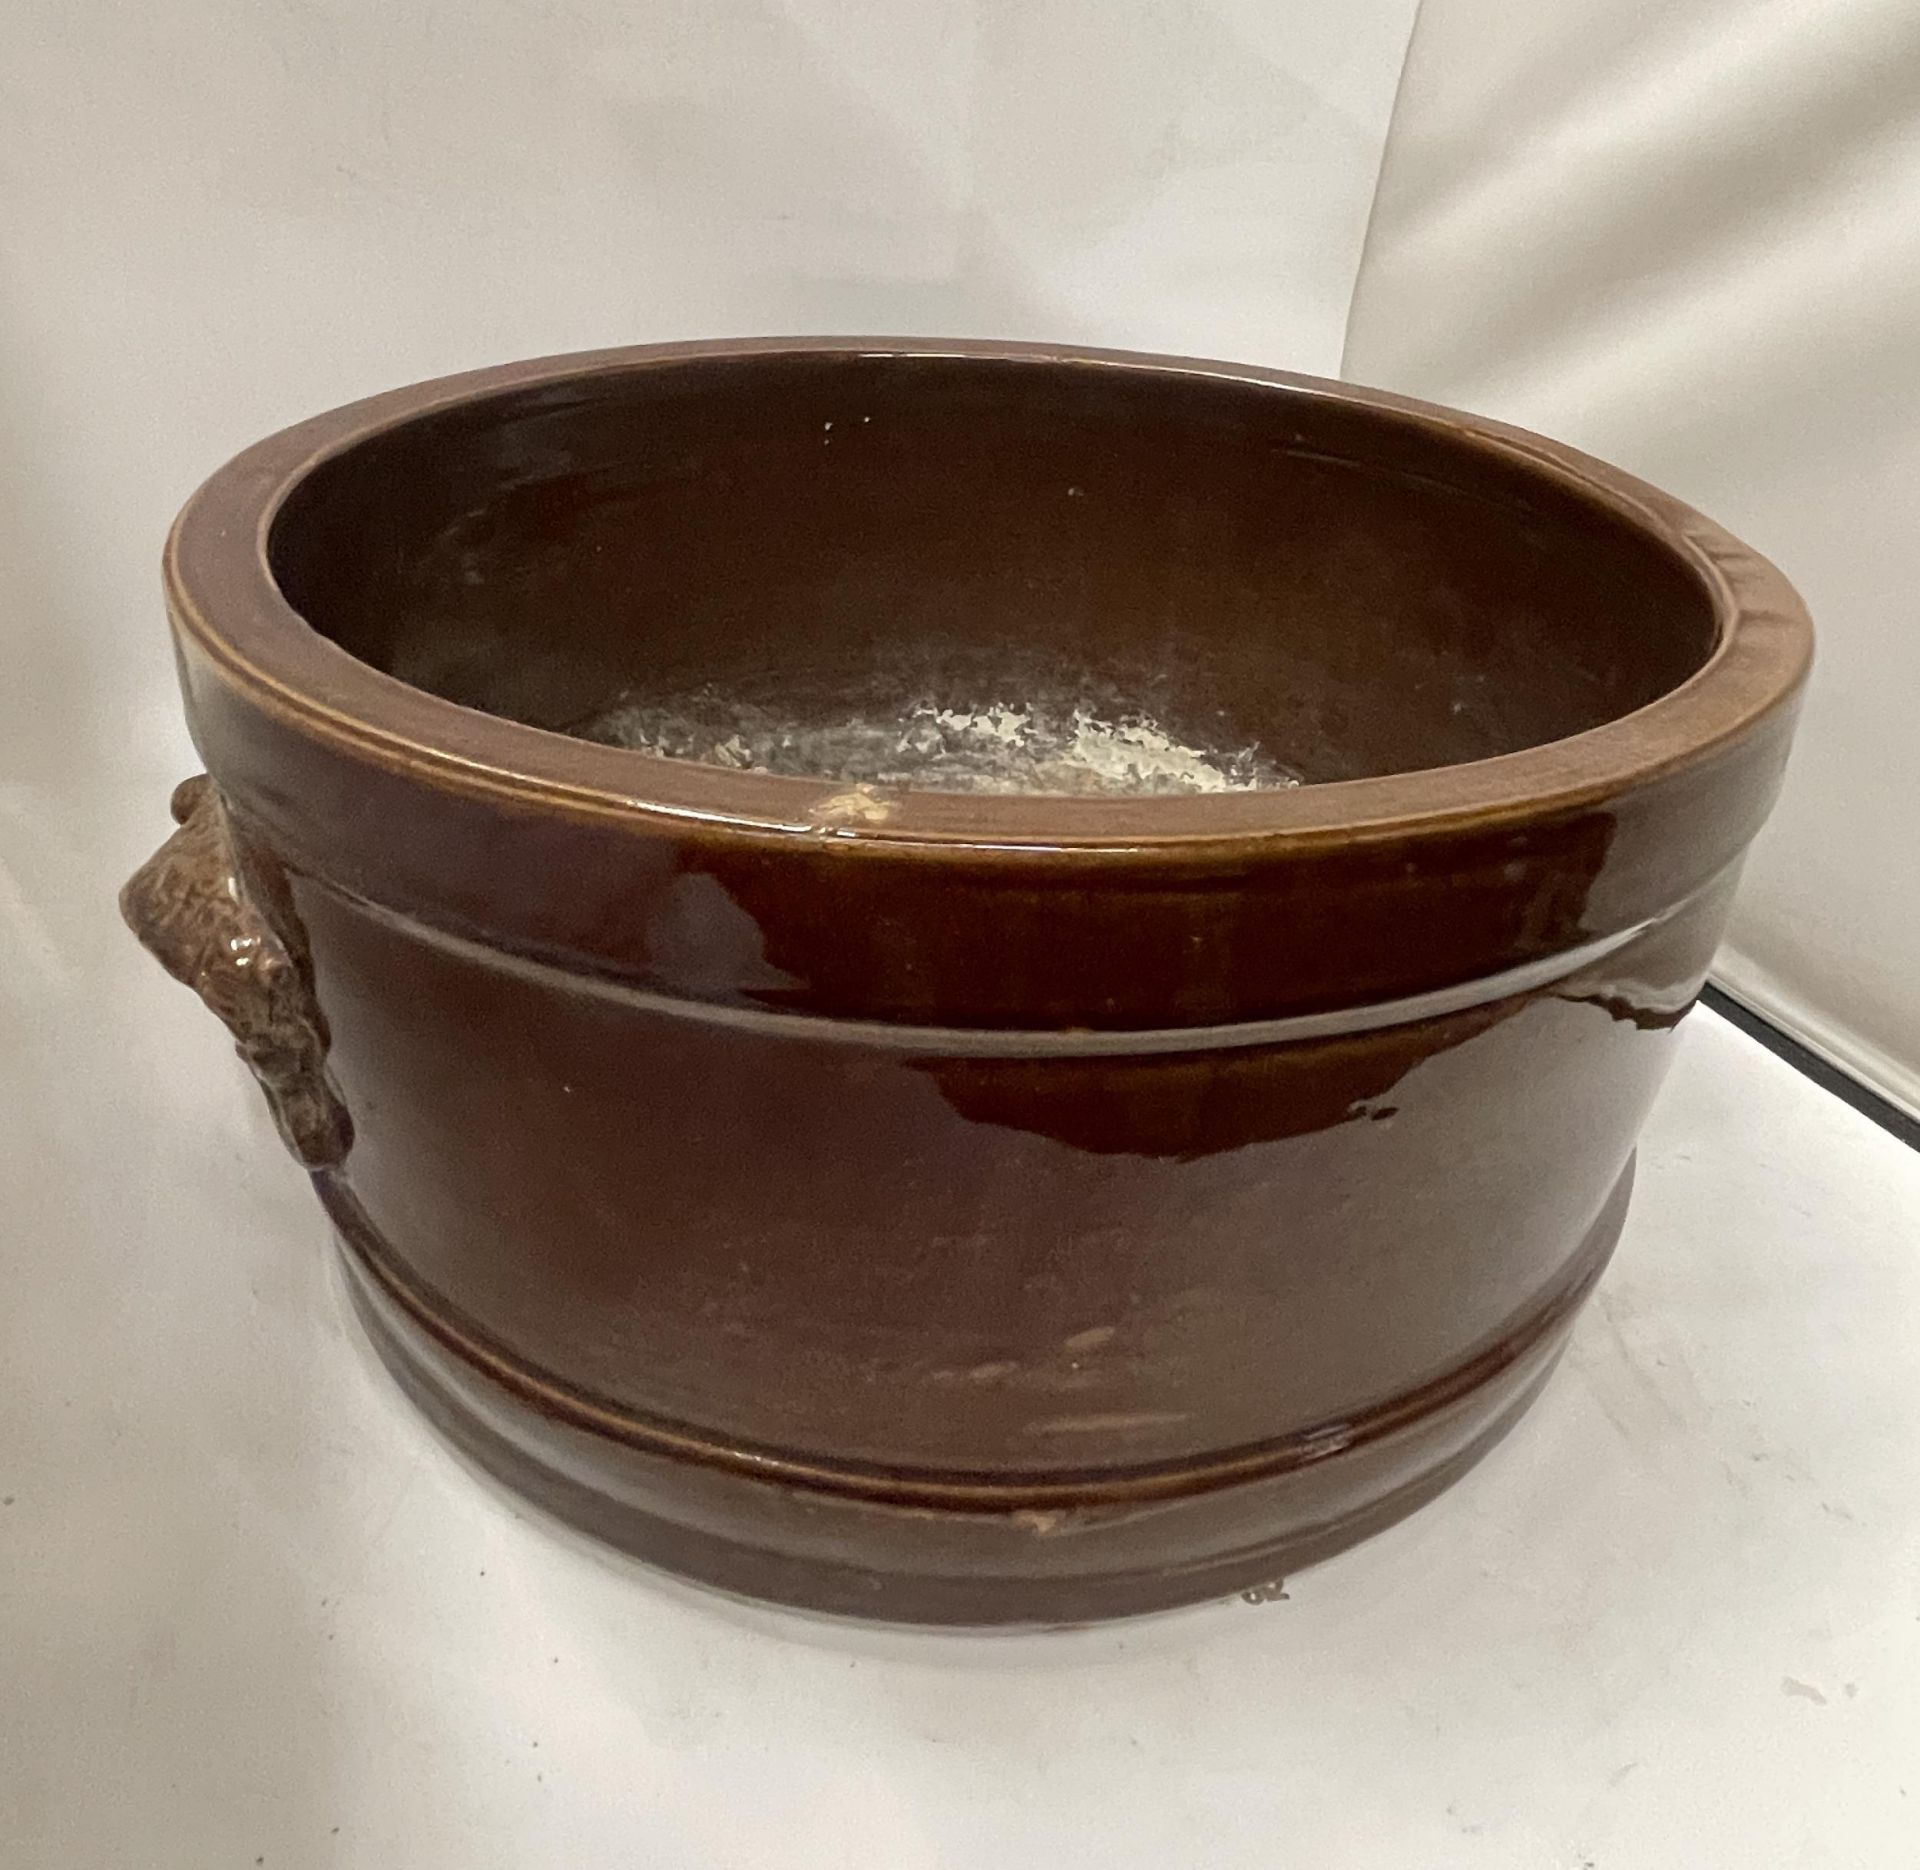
[336, 1161, 1631, 1627]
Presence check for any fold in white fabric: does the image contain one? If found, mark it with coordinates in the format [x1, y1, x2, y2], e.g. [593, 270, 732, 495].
[1348, 0, 1920, 1115]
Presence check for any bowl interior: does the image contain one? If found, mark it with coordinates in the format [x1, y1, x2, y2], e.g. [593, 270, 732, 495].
[267, 352, 1719, 793]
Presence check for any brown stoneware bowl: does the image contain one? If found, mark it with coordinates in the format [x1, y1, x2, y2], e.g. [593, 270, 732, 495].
[124, 339, 1811, 1624]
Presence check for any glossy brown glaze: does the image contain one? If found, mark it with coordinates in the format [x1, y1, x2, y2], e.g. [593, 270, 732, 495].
[128, 340, 1811, 1623]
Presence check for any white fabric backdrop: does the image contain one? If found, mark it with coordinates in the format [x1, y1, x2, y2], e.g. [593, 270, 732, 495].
[6, 7, 1920, 1864]
[1346, 0, 1920, 1116]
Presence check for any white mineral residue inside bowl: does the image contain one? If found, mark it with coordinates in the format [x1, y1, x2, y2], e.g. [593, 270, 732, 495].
[575, 689, 1301, 797]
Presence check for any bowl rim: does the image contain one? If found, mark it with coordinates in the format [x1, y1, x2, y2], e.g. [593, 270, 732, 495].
[165, 336, 1813, 854]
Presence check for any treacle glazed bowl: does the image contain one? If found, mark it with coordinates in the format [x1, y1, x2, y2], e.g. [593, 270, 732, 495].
[124, 339, 1810, 1625]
